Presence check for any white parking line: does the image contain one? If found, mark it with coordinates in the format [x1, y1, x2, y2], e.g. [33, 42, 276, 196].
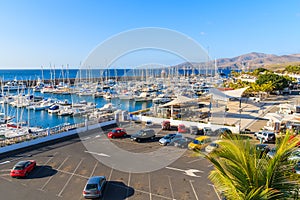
[167, 176, 175, 200]
[187, 158, 204, 164]
[208, 184, 221, 200]
[135, 188, 173, 200]
[0, 176, 12, 182]
[0, 155, 27, 165]
[109, 178, 174, 200]
[0, 169, 11, 172]
[57, 159, 84, 197]
[148, 173, 152, 200]
[82, 136, 91, 141]
[89, 161, 98, 177]
[0, 161, 11, 165]
[56, 169, 89, 179]
[189, 180, 199, 200]
[31, 152, 58, 176]
[125, 172, 131, 200]
[39, 155, 70, 191]
[108, 168, 113, 181]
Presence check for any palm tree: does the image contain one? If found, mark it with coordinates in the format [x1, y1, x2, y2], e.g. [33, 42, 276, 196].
[206, 133, 300, 200]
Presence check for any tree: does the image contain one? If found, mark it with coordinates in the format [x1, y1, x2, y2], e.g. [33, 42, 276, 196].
[256, 72, 292, 91]
[285, 65, 300, 74]
[260, 81, 275, 93]
[251, 68, 269, 76]
[206, 134, 300, 200]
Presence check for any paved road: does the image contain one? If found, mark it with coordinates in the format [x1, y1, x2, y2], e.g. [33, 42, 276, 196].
[0, 124, 220, 200]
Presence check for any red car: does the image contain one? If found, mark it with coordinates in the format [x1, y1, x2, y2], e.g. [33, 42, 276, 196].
[108, 128, 127, 138]
[177, 124, 187, 133]
[161, 120, 171, 130]
[10, 160, 36, 178]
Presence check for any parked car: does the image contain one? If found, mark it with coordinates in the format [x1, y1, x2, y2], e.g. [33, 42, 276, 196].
[267, 147, 276, 159]
[190, 126, 200, 135]
[203, 127, 213, 135]
[249, 97, 261, 102]
[188, 136, 212, 150]
[240, 128, 252, 134]
[131, 129, 155, 142]
[145, 120, 153, 127]
[177, 124, 187, 133]
[205, 140, 221, 153]
[83, 176, 106, 199]
[257, 131, 276, 143]
[169, 137, 194, 148]
[159, 133, 182, 146]
[255, 144, 270, 158]
[107, 128, 127, 138]
[214, 128, 232, 138]
[254, 131, 263, 139]
[161, 120, 171, 130]
[288, 150, 300, 162]
[10, 160, 36, 178]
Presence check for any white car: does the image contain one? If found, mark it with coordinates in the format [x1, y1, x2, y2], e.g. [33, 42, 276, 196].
[249, 97, 260, 102]
[254, 131, 263, 139]
[205, 140, 221, 153]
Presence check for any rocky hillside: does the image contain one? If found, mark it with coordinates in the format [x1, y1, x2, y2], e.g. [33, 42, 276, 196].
[175, 52, 300, 71]
[216, 52, 300, 70]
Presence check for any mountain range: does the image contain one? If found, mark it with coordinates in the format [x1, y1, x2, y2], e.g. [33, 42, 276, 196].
[176, 52, 300, 71]
[216, 52, 300, 70]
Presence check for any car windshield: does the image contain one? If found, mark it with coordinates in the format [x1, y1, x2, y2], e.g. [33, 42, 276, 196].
[112, 129, 117, 133]
[210, 143, 218, 147]
[13, 166, 24, 170]
[86, 184, 98, 190]
[270, 148, 276, 153]
[193, 140, 200, 144]
[164, 135, 171, 139]
[136, 130, 143, 135]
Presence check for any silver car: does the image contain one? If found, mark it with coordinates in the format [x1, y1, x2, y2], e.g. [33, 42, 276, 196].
[159, 133, 182, 146]
[83, 176, 106, 199]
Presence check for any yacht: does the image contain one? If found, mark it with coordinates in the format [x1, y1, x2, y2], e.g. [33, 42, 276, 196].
[2, 79, 26, 91]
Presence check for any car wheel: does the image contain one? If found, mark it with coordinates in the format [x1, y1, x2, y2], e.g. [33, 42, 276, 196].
[112, 136, 115, 139]
[263, 139, 266, 143]
[137, 138, 141, 142]
[151, 136, 154, 140]
[25, 172, 28, 177]
[123, 134, 127, 137]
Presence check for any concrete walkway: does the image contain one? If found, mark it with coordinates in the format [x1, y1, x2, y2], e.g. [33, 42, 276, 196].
[210, 95, 300, 132]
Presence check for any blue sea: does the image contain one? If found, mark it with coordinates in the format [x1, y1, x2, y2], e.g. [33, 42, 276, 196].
[0, 68, 232, 82]
[0, 91, 152, 129]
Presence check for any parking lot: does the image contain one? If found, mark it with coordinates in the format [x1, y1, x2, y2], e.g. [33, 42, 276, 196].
[0, 123, 220, 200]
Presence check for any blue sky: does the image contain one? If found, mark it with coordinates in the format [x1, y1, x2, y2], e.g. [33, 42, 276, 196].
[0, 0, 299, 69]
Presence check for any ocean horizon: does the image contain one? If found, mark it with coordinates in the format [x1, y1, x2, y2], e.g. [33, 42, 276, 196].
[0, 68, 232, 82]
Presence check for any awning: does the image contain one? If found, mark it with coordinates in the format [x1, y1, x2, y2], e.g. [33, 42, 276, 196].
[159, 95, 196, 107]
[209, 87, 249, 101]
